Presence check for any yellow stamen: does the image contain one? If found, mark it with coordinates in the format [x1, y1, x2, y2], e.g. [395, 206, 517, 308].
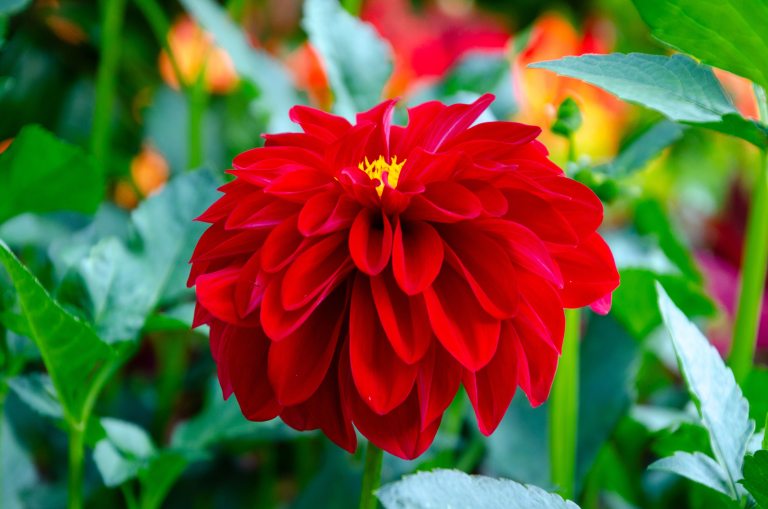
[358, 155, 405, 196]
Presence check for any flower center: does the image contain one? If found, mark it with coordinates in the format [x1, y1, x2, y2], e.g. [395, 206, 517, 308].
[358, 155, 405, 196]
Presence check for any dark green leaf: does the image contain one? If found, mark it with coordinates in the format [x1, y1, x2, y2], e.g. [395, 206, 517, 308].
[303, 0, 393, 119]
[600, 121, 686, 176]
[377, 470, 580, 509]
[0, 125, 105, 225]
[179, 0, 301, 132]
[138, 452, 190, 509]
[551, 97, 582, 138]
[530, 54, 768, 147]
[741, 450, 768, 508]
[657, 284, 755, 499]
[7, 374, 64, 419]
[0, 241, 122, 425]
[632, 0, 768, 91]
[650, 451, 731, 496]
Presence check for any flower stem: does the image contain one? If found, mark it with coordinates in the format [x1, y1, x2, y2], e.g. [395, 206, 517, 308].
[549, 307, 580, 500]
[728, 86, 768, 385]
[342, 0, 363, 15]
[187, 69, 208, 170]
[90, 0, 127, 168]
[67, 425, 85, 509]
[358, 442, 383, 509]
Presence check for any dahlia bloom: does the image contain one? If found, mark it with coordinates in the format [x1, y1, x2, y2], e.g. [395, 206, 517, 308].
[189, 94, 619, 459]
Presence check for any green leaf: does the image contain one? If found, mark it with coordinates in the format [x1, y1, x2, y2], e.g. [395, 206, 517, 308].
[93, 418, 155, 487]
[551, 97, 583, 138]
[0, 241, 124, 426]
[656, 284, 755, 499]
[0, 0, 32, 15]
[632, 0, 768, 92]
[70, 170, 219, 343]
[172, 378, 294, 450]
[303, 0, 393, 119]
[650, 451, 731, 496]
[0, 414, 38, 509]
[741, 450, 768, 508]
[377, 470, 580, 509]
[179, 0, 301, 132]
[138, 452, 189, 509]
[7, 374, 64, 419]
[0, 125, 105, 225]
[600, 120, 686, 177]
[529, 53, 768, 147]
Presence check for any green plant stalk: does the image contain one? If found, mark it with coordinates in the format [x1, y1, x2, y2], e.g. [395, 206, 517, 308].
[342, 0, 364, 15]
[153, 333, 186, 435]
[728, 86, 768, 385]
[187, 69, 208, 170]
[359, 442, 383, 509]
[90, 0, 127, 167]
[134, 0, 188, 92]
[68, 425, 85, 509]
[549, 307, 580, 500]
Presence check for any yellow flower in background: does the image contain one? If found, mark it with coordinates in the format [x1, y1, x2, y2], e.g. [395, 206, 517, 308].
[158, 16, 238, 94]
[514, 13, 629, 163]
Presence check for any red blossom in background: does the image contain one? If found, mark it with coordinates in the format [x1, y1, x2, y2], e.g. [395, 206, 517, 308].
[188, 94, 619, 459]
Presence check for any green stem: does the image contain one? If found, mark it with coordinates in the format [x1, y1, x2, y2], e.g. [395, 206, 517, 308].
[90, 0, 127, 168]
[227, 0, 247, 22]
[342, 0, 364, 15]
[134, 0, 188, 92]
[67, 425, 85, 509]
[549, 307, 581, 500]
[728, 85, 768, 385]
[187, 69, 208, 170]
[358, 442, 383, 509]
[121, 482, 139, 509]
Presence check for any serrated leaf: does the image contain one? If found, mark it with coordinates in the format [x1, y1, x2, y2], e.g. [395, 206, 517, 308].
[656, 284, 755, 499]
[600, 120, 686, 176]
[632, 0, 768, 92]
[741, 450, 768, 508]
[302, 0, 393, 119]
[650, 451, 731, 496]
[0, 241, 121, 426]
[0, 125, 105, 225]
[377, 469, 580, 509]
[7, 374, 64, 419]
[71, 170, 219, 343]
[179, 0, 300, 132]
[530, 53, 768, 147]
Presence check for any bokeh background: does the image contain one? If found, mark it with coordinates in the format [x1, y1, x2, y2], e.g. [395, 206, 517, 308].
[1, 0, 766, 508]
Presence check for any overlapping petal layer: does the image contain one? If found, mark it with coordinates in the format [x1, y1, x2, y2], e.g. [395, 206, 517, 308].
[190, 94, 619, 459]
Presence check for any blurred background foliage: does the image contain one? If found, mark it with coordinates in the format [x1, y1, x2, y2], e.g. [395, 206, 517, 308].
[0, 0, 766, 508]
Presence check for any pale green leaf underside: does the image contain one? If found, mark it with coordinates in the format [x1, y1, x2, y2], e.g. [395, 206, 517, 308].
[650, 451, 731, 496]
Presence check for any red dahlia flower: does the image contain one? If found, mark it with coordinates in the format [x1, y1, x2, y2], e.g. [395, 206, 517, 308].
[189, 94, 619, 460]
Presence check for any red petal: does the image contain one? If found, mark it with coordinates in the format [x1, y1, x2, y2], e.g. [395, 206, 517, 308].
[234, 251, 268, 318]
[420, 93, 495, 151]
[225, 193, 300, 229]
[513, 301, 560, 406]
[281, 357, 357, 453]
[398, 148, 462, 186]
[463, 321, 520, 435]
[356, 99, 396, 161]
[289, 105, 352, 142]
[348, 208, 393, 276]
[217, 324, 281, 420]
[440, 224, 519, 319]
[350, 275, 418, 414]
[263, 169, 336, 202]
[423, 265, 500, 371]
[404, 181, 482, 223]
[260, 215, 311, 273]
[417, 342, 462, 429]
[392, 219, 444, 295]
[190, 222, 268, 263]
[552, 233, 620, 309]
[370, 269, 433, 364]
[268, 286, 347, 405]
[298, 192, 360, 236]
[281, 232, 351, 310]
[196, 267, 259, 326]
